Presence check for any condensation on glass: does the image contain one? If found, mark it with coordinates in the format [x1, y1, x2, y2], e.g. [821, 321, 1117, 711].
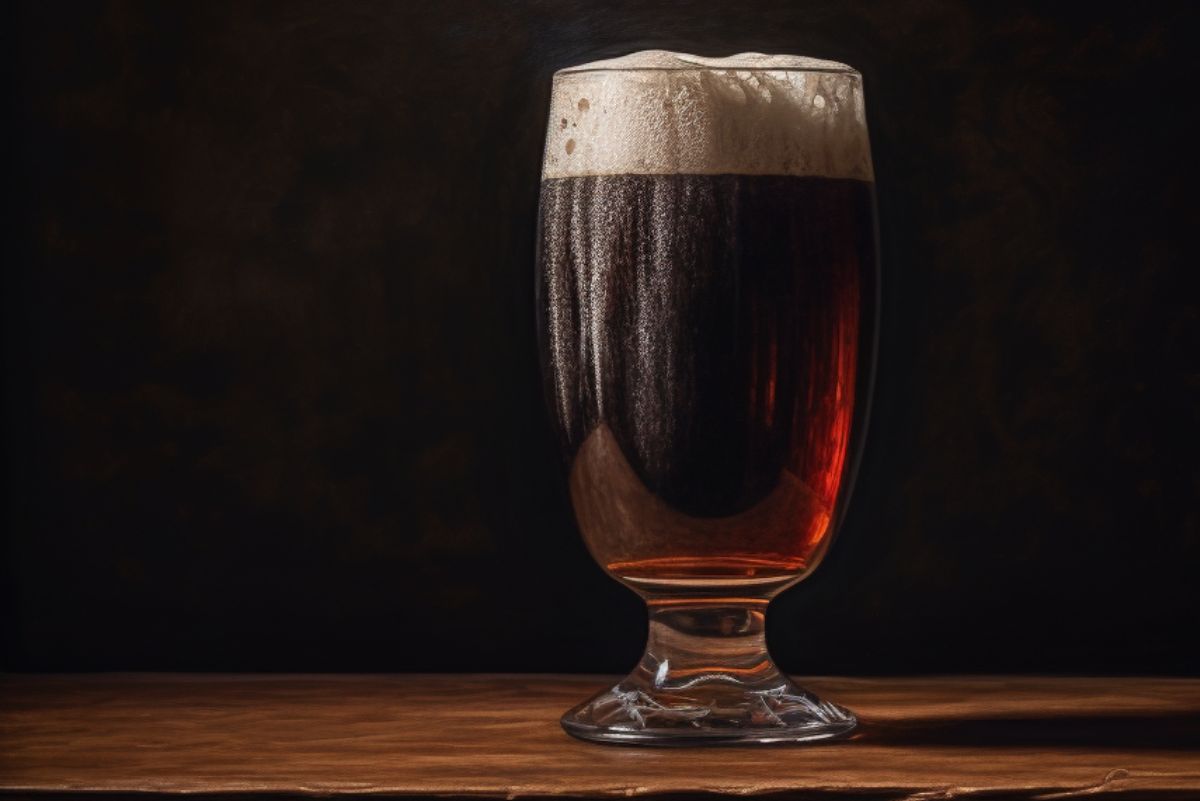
[536, 50, 878, 745]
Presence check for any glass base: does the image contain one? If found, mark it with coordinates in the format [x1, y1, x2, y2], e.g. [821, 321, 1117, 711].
[562, 599, 856, 745]
[559, 676, 854, 743]
[562, 677, 856, 745]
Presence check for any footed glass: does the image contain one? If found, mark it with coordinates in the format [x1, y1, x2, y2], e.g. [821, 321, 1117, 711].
[536, 51, 878, 745]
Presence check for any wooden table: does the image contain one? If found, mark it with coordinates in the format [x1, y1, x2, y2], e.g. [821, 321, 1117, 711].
[1, 675, 1197, 799]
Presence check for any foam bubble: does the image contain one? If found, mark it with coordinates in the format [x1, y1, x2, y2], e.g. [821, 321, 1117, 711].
[542, 50, 873, 181]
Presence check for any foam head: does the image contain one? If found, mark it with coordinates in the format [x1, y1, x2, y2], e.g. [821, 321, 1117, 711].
[542, 51, 873, 181]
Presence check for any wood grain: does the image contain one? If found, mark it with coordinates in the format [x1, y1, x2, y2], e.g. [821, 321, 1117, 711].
[1, 675, 1198, 799]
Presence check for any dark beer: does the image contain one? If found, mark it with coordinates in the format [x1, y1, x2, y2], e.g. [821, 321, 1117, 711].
[537, 173, 875, 594]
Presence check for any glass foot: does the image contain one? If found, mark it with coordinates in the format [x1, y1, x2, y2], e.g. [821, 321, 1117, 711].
[563, 600, 856, 745]
[561, 676, 857, 746]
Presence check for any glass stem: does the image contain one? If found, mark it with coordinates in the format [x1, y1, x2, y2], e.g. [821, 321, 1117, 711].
[633, 598, 785, 693]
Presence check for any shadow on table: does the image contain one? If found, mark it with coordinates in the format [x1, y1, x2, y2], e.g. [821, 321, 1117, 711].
[853, 713, 1200, 749]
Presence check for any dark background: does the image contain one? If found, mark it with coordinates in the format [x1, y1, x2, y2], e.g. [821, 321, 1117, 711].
[5, 1, 1197, 674]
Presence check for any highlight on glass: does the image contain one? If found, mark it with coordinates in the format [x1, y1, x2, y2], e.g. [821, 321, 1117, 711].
[536, 51, 878, 745]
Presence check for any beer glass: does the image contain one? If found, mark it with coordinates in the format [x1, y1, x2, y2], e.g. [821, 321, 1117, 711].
[536, 51, 877, 745]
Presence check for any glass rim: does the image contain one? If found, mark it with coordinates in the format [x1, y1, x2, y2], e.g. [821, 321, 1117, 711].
[556, 65, 862, 76]
[554, 51, 862, 78]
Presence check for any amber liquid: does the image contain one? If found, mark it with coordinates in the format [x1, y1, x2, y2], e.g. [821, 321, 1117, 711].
[537, 174, 876, 595]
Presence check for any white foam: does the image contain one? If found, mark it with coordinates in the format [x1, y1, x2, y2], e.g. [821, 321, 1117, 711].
[542, 50, 873, 181]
